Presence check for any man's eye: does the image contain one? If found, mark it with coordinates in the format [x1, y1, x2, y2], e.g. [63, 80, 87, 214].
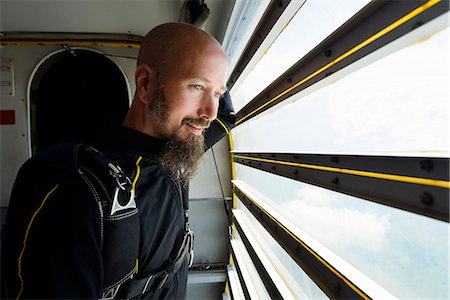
[193, 84, 203, 91]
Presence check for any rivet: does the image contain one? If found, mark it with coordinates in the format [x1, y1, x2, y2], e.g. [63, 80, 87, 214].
[420, 160, 433, 171]
[334, 282, 341, 291]
[420, 192, 433, 206]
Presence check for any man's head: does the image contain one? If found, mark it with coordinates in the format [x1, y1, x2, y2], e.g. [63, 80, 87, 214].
[123, 23, 228, 183]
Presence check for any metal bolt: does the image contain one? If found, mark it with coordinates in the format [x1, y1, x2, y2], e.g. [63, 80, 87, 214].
[287, 77, 292, 83]
[420, 160, 433, 171]
[334, 282, 341, 291]
[420, 192, 433, 206]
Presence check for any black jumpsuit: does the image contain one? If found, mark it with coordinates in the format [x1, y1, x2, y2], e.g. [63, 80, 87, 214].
[1, 93, 235, 299]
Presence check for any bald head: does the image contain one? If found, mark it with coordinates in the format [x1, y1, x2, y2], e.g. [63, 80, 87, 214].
[137, 22, 225, 75]
[124, 22, 228, 140]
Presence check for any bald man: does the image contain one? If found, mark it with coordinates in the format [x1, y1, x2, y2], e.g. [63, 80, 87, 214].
[1, 23, 235, 299]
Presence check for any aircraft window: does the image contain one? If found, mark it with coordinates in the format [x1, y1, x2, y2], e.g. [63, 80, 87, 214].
[222, 0, 270, 75]
[234, 163, 449, 299]
[234, 199, 327, 299]
[231, 26, 449, 156]
[231, 0, 371, 112]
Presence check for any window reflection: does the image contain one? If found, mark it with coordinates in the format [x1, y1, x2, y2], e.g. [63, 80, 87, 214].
[235, 164, 449, 298]
[231, 0, 371, 111]
[235, 201, 328, 299]
[232, 26, 449, 156]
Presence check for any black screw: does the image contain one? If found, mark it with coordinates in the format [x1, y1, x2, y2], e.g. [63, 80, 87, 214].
[287, 77, 292, 83]
[334, 282, 341, 291]
[420, 160, 433, 171]
[412, 20, 424, 30]
[293, 170, 299, 176]
[421, 192, 433, 206]
[332, 177, 339, 184]
[324, 49, 332, 57]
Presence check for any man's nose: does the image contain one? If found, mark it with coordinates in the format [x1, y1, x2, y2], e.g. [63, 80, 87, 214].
[198, 92, 218, 120]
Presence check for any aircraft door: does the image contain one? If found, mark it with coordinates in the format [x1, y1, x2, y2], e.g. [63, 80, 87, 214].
[30, 49, 129, 154]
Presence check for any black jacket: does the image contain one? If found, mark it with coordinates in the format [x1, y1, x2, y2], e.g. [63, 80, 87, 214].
[98, 125, 190, 299]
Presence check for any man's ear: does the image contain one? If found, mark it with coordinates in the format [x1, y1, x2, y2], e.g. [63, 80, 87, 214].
[135, 64, 155, 104]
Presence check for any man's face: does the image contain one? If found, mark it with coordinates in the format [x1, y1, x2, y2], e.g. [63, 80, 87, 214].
[148, 49, 228, 182]
[149, 47, 228, 142]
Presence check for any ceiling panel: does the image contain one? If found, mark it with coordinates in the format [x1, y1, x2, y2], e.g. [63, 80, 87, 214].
[0, 0, 234, 42]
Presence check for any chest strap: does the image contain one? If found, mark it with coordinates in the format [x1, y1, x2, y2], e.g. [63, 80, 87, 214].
[115, 227, 194, 298]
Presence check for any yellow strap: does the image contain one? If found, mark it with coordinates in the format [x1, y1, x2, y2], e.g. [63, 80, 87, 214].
[17, 184, 59, 300]
[132, 157, 142, 275]
[132, 156, 143, 193]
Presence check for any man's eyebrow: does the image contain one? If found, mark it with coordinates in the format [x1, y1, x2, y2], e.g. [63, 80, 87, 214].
[191, 77, 226, 92]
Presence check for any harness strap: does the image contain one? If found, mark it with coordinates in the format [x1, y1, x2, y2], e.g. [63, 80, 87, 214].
[116, 228, 194, 298]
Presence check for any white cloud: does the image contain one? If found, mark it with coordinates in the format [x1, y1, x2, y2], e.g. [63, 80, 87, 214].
[280, 186, 390, 252]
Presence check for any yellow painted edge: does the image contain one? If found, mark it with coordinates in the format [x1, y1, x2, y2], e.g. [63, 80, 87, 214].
[234, 186, 370, 300]
[216, 117, 230, 135]
[236, 0, 442, 124]
[17, 184, 59, 300]
[1, 40, 141, 48]
[228, 133, 237, 209]
[234, 155, 450, 189]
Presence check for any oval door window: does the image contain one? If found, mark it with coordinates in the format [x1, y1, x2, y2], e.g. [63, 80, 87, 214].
[30, 49, 129, 154]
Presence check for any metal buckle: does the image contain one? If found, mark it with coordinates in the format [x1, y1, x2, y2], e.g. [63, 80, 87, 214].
[110, 183, 136, 216]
